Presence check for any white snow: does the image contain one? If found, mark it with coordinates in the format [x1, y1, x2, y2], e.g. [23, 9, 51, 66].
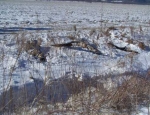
[137, 52, 150, 70]
[0, 0, 149, 90]
[0, 0, 150, 114]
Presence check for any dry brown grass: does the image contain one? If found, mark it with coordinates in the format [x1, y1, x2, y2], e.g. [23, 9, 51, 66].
[44, 72, 150, 115]
[0, 71, 150, 115]
[67, 35, 76, 40]
[130, 26, 135, 35]
[103, 26, 117, 37]
[89, 28, 96, 36]
[110, 75, 150, 114]
[103, 28, 111, 37]
[73, 25, 77, 32]
[37, 74, 150, 114]
[126, 39, 134, 44]
[138, 42, 145, 50]
[0, 25, 150, 115]
[121, 33, 127, 38]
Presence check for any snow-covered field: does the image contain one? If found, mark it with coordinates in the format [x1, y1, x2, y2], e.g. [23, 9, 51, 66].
[0, 0, 150, 114]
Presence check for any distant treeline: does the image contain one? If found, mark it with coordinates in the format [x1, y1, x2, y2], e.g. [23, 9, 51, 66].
[44, 0, 150, 4]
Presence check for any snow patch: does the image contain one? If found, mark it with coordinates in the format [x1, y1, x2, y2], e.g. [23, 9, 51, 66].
[137, 52, 150, 70]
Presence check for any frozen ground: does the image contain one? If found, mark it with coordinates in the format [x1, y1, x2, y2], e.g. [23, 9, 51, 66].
[0, 0, 150, 114]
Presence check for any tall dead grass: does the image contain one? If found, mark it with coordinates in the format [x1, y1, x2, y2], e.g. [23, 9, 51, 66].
[1, 71, 149, 115]
[0, 24, 149, 115]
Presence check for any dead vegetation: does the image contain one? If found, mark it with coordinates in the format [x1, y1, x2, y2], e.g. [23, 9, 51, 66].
[138, 42, 145, 50]
[110, 76, 150, 114]
[126, 39, 134, 44]
[51, 38, 102, 55]
[0, 72, 150, 115]
[24, 39, 46, 62]
[0, 24, 149, 115]
[63, 73, 150, 115]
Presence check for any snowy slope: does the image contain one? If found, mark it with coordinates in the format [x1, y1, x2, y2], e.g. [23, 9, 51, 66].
[0, 0, 150, 92]
[0, 1, 150, 114]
